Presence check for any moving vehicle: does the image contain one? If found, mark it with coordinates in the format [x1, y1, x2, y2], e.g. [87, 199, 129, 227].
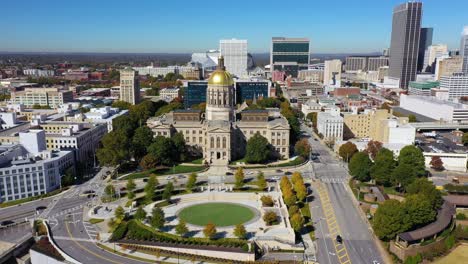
[336, 235, 343, 244]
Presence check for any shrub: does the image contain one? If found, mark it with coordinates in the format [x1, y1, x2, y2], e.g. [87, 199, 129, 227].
[288, 205, 299, 216]
[456, 213, 467, 220]
[263, 211, 278, 225]
[260, 195, 274, 207]
[444, 234, 456, 250]
[110, 221, 128, 241]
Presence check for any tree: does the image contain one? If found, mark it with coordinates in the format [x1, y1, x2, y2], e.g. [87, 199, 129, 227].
[260, 195, 274, 207]
[97, 130, 131, 166]
[162, 182, 174, 202]
[391, 163, 416, 191]
[203, 223, 217, 239]
[280, 176, 292, 192]
[373, 200, 408, 240]
[398, 145, 426, 177]
[370, 148, 396, 186]
[408, 114, 417, 123]
[338, 142, 358, 162]
[172, 132, 187, 162]
[114, 206, 125, 221]
[283, 188, 297, 207]
[150, 207, 165, 229]
[306, 112, 318, 128]
[233, 224, 247, 239]
[134, 206, 147, 221]
[234, 167, 245, 189]
[294, 181, 308, 202]
[186, 173, 197, 192]
[144, 175, 158, 202]
[140, 154, 159, 170]
[291, 172, 304, 185]
[256, 172, 267, 190]
[294, 139, 311, 159]
[112, 115, 138, 137]
[348, 151, 373, 182]
[366, 140, 383, 160]
[112, 100, 131, 110]
[175, 220, 189, 236]
[430, 156, 444, 171]
[147, 136, 177, 166]
[403, 194, 436, 230]
[290, 213, 305, 232]
[126, 178, 136, 200]
[131, 126, 154, 160]
[104, 184, 116, 197]
[245, 133, 271, 164]
[406, 178, 443, 210]
[263, 211, 278, 225]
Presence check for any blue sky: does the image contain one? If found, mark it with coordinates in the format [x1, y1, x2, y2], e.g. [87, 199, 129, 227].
[1, 0, 467, 53]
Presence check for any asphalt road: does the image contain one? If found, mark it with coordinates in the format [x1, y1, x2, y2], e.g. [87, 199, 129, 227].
[303, 125, 384, 264]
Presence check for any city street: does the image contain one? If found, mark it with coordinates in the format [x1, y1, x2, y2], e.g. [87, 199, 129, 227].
[303, 125, 385, 264]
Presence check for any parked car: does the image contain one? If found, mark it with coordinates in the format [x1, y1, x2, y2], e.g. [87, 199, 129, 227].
[166, 176, 174, 180]
[275, 169, 283, 173]
[285, 171, 292, 175]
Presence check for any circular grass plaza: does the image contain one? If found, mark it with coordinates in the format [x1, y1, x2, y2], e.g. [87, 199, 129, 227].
[178, 202, 255, 227]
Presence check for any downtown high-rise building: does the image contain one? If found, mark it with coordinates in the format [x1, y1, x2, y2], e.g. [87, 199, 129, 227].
[219, 39, 248, 78]
[423, 44, 448, 72]
[270, 37, 310, 77]
[388, 2, 423, 89]
[119, 68, 140, 105]
[461, 26, 468, 74]
[417, 27, 433, 72]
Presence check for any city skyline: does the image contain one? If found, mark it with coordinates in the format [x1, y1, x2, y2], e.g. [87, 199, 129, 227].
[2, 0, 468, 54]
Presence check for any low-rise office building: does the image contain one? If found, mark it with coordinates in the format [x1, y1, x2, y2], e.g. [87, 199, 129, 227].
[160, 88, 181, 102]
[10, 88, 73, 108]
[0, 130, 73, 202]
[66, 106, 128, 132]
[439, 73, 468, 99]
[400, 94, 468, 122]
[408, 81, 440, 96]
[317, 108, 343, 142]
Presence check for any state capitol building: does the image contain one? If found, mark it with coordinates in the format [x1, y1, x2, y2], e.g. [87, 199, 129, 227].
[147, 57, 290, 165]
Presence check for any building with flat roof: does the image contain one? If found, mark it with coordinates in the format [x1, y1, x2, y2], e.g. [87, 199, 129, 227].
[440, 73, 468, 99]
[220, 39, 248, 78]
[10, 88, 73, 108]
[234, 80, 270, 104]
[119, 68, 140, 105]
[65, 106, 128, 132]
[324, 60, 342, 86]
[408, 81, 440, 96]
[345, 57, 367, 72]
[23, 69, 54, 77]
[298, 69, 324, 83]
[184, 81, 208, 108]
[388, 2, 422, 89]
[423, 44, 449, 72]
[435, 56, 463, 80]
[0, 130, 73, 202]
[418, 27, 433, 72]
[160, 88, 180, 102]
[461, 26, 468, 74]
[400, 94, 468, 122]
[271, 37, 310, 78]
[317, 109, 343, 142]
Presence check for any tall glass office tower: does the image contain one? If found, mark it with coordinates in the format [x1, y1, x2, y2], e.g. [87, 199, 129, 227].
[388, 2, 422, 89]
[270, 37, 310, 77]
[461, 26, 468, 74]
[417, 27, 433, 72]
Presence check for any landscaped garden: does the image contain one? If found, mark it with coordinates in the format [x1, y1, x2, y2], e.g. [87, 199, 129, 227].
[122, 165, 206, 180]
[178, 202, 256, 227]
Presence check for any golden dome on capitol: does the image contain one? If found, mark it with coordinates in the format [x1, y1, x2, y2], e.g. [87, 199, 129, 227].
[207, 56, 234, 86]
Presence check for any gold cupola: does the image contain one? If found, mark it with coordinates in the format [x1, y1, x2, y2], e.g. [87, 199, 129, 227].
[207, 56, 234, 86]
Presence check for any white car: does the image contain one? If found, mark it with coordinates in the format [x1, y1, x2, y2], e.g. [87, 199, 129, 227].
[247, 171, 254, 175]
[166, 176, 174, 180]
[271, 176, 280, 181]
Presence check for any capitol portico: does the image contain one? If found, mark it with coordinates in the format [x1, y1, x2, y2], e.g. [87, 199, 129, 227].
[147, 57, 290, 165]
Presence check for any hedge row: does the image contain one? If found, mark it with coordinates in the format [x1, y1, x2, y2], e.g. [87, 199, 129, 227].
[111, 220, 249, 251]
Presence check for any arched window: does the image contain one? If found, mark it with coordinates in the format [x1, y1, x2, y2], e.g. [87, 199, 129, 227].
[210, 137, 214, 148]
[216, 137, 220, 148]
[222, 137, 226, 148]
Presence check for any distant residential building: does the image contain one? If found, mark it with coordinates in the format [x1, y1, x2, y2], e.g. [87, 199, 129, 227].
[23, 69, 55, 77]
[345, 57, 367, 72]
[400, 94, 468, 122]
[63, 71, 89, 81]
[423, 44, 449, 72]
[11, 88, 73, 108]
[368, 57, 389, 71]
[324, 60, 342, 86]
[435, 56, 463, 80]
[270, 37, 310, 77]
[388, 2, 422, 89]
[0, 130, 74, 202]
[418, 27, 433, 72]
[220, 39, 248, 78]
[298, 69, 324, 83]
[160, 88, 180, 102]
[80, 88, 111, 97]
[408, 81, 440, 96]
[132, 65, 201, 79]
[440, 73, 468, 99]
[461, 26, 468, 74]
[317, 108, 343, 142]
[119, 68, 140, 105]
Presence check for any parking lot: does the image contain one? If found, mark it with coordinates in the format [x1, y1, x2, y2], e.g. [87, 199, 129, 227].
[415, 131, 467, 154]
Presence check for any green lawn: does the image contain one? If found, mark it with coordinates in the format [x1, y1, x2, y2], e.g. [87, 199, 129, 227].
[89, 218, 105, 224]
[123, 165, 206, 180]
[178, 202, 255, 227]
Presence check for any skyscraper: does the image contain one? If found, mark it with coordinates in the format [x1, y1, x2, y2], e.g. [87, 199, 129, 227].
[323, 60, 342, 86]
[119, 68, 140, 105]
[270, 37, 310, 78]
[219, 39, 248, 78]
[418, 27, 433, 72]
[461, 26, 468, 74]
[388, 2, 422, 89]
[423, 44, 448, 72]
